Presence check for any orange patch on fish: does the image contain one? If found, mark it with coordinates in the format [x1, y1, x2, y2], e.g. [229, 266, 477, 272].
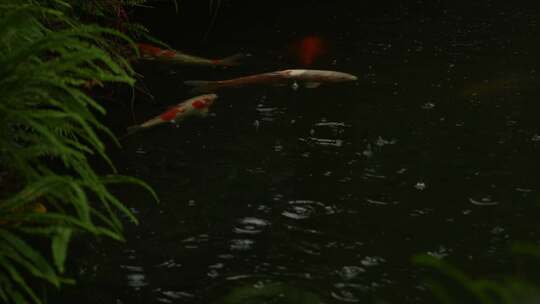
[191, 99, 208, 109]
[160, 107, 184, 121]
[160, 50, 177, 58]
[138, 43, 176, 58]
[0, 201, 47, 226]
[138, 43, 163, 56]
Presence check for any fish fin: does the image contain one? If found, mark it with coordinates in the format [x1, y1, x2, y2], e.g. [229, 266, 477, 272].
[199, 108, 210, 117]
[184, 80, 221, 93]
[217, 53, 250, 66]
[304, 82, 321, 88]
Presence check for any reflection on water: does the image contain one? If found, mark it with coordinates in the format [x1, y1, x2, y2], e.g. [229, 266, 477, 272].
[57, 1, 540, 304]
[154, 289, 195, 303]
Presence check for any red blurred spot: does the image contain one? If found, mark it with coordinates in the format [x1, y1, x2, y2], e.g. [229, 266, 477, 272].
[290, 36, 327, 66]
[160, 108, 183, 121]
[191, 100, 207, 109]
[211, 59, 221, 65]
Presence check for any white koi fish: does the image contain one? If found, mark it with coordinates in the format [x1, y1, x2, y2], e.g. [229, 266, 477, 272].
[184, 69, 358, 93]
[126, 94, 218, 135]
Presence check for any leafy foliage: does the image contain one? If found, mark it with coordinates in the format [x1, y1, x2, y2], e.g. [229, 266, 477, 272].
[0, 0, 157, 302]
[414, 252, 540, 304]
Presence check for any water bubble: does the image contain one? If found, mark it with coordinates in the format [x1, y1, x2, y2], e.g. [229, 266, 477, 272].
[414, 182, 426, 190]
[421, 102, 435, 110]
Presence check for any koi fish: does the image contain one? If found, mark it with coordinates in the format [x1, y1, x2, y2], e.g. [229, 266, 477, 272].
[184, 69, 358, 93]
[0, 201, 47, 226]
[288, 35, 328, 66]
[126, 94, 218, 135]
[137, 43, 244, 67]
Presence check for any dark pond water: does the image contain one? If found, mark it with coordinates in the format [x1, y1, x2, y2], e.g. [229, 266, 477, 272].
[59, 1, 540, 303]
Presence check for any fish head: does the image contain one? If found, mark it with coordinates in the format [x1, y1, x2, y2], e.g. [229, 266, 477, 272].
[138, 43, 162, 57]
[333, 72, 358, 82]
[299, 70, 358, 83]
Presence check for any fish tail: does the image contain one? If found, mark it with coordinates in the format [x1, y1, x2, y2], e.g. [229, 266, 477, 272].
[126, 124, 143, 135]
[117, 124, 142, 141]
[184, 80, 221, 93]
[217, 53, 249, 66]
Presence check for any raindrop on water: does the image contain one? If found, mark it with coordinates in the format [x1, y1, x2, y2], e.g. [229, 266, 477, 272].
[414, 182, 426, 190]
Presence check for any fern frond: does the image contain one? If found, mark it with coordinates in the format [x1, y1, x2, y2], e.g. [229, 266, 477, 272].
[0, 0, 158, 303]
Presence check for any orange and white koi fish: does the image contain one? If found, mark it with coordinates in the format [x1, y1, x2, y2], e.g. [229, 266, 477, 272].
[137, 43, 244, 67]
[184, 69, 358, 93]
[126, 94, 218, 135]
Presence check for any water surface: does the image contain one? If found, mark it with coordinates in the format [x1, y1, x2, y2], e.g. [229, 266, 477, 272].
[59, 1, 540, 303]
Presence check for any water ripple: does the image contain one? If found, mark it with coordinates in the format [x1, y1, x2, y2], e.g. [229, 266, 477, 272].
[182, 234, 209, 249]
[332, 283, 367, 303]
[154, 288, 195, 303]
[155, 259, 182, 269]
[469, 196, 499, 206]
[337, 266, 366, 281]
[281, 200, 337, 220]
[255, 100, 284, 122]
[121, 264, 147, 290]
[299, 120, 349, 148]
[233, 217, 270, 235]
[229, 239, 255, 251]
[359, 256, 385, 267]
[300, 137, 345, 147]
